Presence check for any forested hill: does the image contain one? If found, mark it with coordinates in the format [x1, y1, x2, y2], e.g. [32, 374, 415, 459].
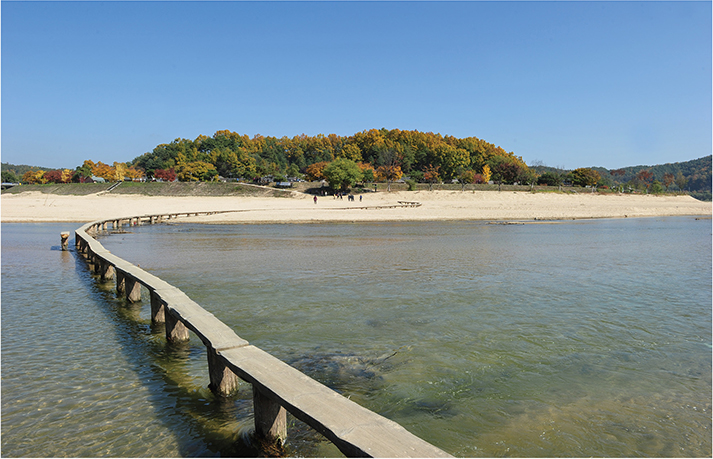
[129, 128, 526, 182]
[600, 155, 711, 198]
[531, 155, 711, 198]
[595, 156, 711, 188]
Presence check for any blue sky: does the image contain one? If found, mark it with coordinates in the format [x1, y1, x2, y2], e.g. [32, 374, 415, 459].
[2, 1, 711, 170]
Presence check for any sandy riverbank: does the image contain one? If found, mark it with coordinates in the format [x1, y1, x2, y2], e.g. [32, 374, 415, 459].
[1, 190, 710, 224]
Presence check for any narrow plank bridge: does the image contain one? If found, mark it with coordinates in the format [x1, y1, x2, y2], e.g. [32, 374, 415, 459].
[74, 209, 451, 458]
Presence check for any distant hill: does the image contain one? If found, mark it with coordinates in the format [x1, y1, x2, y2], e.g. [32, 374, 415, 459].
[532, 155, 711, 201]
[1, 162, 61, 182]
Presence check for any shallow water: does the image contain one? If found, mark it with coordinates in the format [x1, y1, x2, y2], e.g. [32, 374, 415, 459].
[2, 218, 711, 457]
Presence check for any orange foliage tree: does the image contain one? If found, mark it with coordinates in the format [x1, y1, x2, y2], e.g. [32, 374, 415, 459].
[305, 161, 329, 181]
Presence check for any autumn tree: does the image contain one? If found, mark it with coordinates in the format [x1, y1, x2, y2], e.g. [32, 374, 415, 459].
[636, 169, 654, 193]
[22, 170, 47, 184]
[663, 172, 675, 191]
[154, 168, 177, 182]
[113, 162, 128, 181]
[375, 148, 403, 191]
[337, 144, 363, 162]
[481, 164, 492, 184]
[305, 161, 329, 181]
[42, 169, 73, 184]
[571, 168, 601, 188]
[210, 148, 256, 179]
[357, 162, 375, 184]
[176, 161, 218, 181]
[91, 161, 115, 181]
[322, 158, 362, 191]
[375, 164, 403, 191]
[61, 169, 73, 183]
[423, 164, 440, 191]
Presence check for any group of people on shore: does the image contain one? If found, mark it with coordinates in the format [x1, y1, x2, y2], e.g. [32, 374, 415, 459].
[313, 192, 363, 204]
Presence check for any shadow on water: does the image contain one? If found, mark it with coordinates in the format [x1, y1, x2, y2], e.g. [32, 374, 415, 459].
[70, 248, 355, 458]
[71, 249, 264, 457]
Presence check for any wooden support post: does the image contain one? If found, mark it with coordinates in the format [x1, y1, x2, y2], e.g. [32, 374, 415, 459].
[207, 347, 240, 396]
[165, 312, 190, 342]
[116, 270, 126, 294]
[150, 291, 165, 324]
[60, 232, 70, 251]
[124, 276, 142, 302]
[253, 387, 287, 445]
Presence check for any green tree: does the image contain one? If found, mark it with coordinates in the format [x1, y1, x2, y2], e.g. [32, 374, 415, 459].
[537, 171, 563, 187]
[650, 180, 664, 194]
[322, 158, 363, 191]
[519, 168, 538, 190]
[675, 171, 688, 191]
[458, 169, 476, 191]
[487, 155, 523, 188]
[2, 171, 19, 183]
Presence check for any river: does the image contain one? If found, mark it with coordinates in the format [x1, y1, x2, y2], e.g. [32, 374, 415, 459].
[2, 217, 711, 457]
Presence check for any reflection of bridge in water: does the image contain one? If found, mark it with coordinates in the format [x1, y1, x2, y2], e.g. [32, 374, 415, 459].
[74, 210, 449, 458]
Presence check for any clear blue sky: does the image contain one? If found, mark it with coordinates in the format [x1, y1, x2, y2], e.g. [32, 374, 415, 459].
[2, 1, 711, 171]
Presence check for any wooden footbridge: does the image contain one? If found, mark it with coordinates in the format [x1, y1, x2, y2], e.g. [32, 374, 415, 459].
[73, 208, 450, 458]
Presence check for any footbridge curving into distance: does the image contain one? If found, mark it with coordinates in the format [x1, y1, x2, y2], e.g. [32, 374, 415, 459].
[73, 208, 450, 458]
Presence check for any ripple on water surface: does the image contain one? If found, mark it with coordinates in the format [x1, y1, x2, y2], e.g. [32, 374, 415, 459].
[2, 219, 711, 457]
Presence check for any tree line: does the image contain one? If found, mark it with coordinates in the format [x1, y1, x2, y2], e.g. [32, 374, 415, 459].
[2, 129, 709, 200]
[127, 128, 530, 186]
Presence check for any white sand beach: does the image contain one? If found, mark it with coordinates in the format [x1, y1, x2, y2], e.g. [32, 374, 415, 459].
[1, 190, 710, 224]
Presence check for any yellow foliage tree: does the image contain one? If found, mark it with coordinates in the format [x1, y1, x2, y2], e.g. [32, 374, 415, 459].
[22, 170, 47, 184]
[113, 162, 128, 181]
[61, 169, 73, 183]
[92, 161, 115, 181]
[125, 165, 144, 181]
[175, 161, 218, 181]
[481, 164, 492, 183]
[337, 144, 363, 162]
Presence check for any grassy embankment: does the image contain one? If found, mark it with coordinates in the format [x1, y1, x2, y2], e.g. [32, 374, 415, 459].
[1, 181, 295, 197]
[1, 180, 696, 197]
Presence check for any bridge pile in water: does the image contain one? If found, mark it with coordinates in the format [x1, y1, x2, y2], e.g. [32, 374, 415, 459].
[74, 211, 450, 458]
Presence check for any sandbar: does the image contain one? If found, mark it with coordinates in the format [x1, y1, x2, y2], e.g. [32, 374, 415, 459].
[2, 190, 710, 224]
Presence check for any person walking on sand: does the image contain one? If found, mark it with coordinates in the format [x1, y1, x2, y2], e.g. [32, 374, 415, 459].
[314, 195, 318, 204]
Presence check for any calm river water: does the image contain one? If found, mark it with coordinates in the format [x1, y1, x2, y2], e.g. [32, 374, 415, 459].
[2, 218, 711, 457]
